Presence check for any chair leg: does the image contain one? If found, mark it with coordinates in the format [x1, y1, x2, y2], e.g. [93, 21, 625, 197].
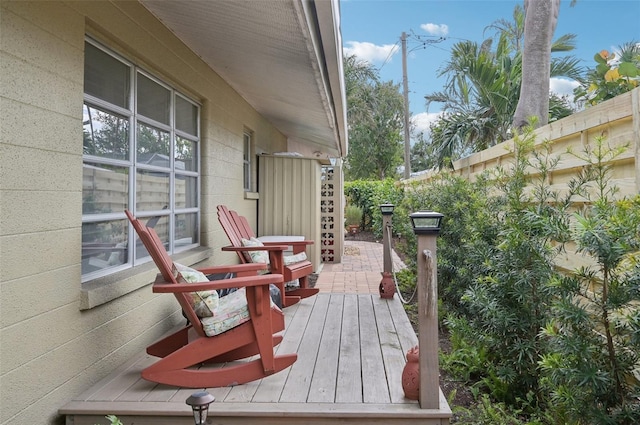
[286, 275, 319, 299]
[286, 288, 319, 300]
[299, 275, 309, 289]
[284, 295, 301, 307]
[277, 281, 301, 307]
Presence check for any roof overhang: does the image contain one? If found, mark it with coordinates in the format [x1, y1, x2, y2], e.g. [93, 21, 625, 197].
[141, 0, 348, 158]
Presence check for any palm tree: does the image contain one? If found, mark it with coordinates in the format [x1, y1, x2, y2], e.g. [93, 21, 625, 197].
[424, 5, 582, 169]
[512, 0, 561, 129]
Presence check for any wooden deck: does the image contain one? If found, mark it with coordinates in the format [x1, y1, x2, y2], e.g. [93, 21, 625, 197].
[60, 293, 451, 424]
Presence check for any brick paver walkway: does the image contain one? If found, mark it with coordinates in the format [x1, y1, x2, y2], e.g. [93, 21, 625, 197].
[314, 239, 406, 294]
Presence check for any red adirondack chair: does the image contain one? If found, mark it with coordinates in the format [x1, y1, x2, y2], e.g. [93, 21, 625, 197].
[124, 210, 297, 388]
[216, 205, 319, 307]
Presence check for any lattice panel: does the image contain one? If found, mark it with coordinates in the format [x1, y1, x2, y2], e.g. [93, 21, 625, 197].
[320, 164, 342, 263]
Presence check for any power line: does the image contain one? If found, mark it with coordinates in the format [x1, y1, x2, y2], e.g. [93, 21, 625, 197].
[377, 40, 401, 73]
[400, 32, 446, 178]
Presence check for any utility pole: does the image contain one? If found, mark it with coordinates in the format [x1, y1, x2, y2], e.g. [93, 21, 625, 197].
[401, 32, 411, 179]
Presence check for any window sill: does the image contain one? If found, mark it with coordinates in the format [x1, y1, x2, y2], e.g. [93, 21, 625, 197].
[80, 247, 212, 310]
[244, 191, 259, 200]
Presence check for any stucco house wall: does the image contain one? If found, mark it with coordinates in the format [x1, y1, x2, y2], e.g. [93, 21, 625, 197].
[1, 1, 295, 423]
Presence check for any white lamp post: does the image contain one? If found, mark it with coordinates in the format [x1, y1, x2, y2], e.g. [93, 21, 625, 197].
[409, 211, 443, 409]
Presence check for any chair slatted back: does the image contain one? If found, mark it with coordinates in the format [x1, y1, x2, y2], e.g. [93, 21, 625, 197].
[217, 205, 252, 264]
[125, 210, 206, 337]
[230, 210, 256, 239]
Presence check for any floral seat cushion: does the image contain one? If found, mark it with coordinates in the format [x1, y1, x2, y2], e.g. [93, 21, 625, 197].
[175, 263, 279, 337]
[200, 288, 251, 336]
[284, 251, 307, 265]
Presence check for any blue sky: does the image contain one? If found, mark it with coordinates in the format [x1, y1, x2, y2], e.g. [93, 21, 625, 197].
[340, 0, 640, 135]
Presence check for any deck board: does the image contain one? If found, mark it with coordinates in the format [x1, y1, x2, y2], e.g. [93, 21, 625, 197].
[307, 294, 343, 402]
[372, 295, 410, 403]
[359, 295, 391, 403]
[251, 299, 307, 403]
[60, 294, 451, 424]
[335, 294, 363, 403]
[280, 294, 330, 402]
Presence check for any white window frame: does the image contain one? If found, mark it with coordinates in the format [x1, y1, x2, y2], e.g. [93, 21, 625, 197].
[81, 38, 201, 283]
[243, 130, 253, 192]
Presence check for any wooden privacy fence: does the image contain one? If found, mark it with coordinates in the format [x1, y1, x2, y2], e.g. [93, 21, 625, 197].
[404, 87, 640, 272]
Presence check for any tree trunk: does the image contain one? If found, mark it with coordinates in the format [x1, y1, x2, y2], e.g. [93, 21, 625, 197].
[512, 0, 560, 129]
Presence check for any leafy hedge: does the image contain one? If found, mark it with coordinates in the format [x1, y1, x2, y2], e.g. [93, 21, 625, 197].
[344, 178, 404, 238]
[361, 127, 640, 424]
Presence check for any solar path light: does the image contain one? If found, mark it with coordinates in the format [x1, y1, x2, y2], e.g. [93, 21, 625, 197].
[186, 390, 215, 425]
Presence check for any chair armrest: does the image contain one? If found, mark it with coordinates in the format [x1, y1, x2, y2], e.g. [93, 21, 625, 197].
[222, 244, 289, 253]
[261, 240, 313, 255]
[196, 263, 268, 275]
[261, 240, 314, 247]
[152, 273, 284, 294]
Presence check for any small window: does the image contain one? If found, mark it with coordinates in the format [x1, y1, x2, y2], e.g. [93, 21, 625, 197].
[243, 131, 253, 192]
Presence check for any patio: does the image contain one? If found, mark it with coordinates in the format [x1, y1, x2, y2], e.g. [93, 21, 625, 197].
[60, 241, 452, 424]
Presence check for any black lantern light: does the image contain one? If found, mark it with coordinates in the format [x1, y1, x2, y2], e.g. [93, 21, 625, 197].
[186, 391, 215, 425]
[379, 203, 395, 216]
[409, 211, 443, 235]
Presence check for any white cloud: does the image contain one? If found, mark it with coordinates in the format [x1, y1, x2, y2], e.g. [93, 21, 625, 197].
[343, 41, 399, 63]
[549, 77, 580, 97]
[412, 111, 443, 138]
[420, 23, 449, 36]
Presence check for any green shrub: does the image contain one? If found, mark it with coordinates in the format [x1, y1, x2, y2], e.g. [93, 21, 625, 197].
[441, 314, 491, 383]
[344, 204, 363, 227]
[460, 126, 587, 408]
[344, 178, 403, 236]
[389, 125, 638, 423]
[540, 138, 640, 424]
[399, 172, 500, 313]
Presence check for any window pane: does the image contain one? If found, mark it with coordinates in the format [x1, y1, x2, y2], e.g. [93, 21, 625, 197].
[137, 73, 170, 124]
[81, 219, 128, 275]
[83, 163, 129, 214]
[83, 104, 129, 160]
[244, 162, 250, 191]
[136, 215, 169, 259]
[243, 133, 251, 191]
[175, 96, 198, 136]
[84, 42, 130, 108]
[136, 169, 170, 211]
[175, 213, 198, 248]
[175, 136, 197, 172]
[175, 175, 197, 209]
[136, 123, 170, 166]
[243, 133, 251, 161]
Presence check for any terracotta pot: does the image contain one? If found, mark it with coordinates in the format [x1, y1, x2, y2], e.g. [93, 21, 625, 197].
[378, 272, 396, 299]
[402, 345, 420, 400]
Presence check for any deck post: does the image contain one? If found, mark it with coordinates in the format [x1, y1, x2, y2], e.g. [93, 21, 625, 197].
[410, 211, 443, 409]
[379, 204, 396, 298]
[417, 238, 439, 408]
